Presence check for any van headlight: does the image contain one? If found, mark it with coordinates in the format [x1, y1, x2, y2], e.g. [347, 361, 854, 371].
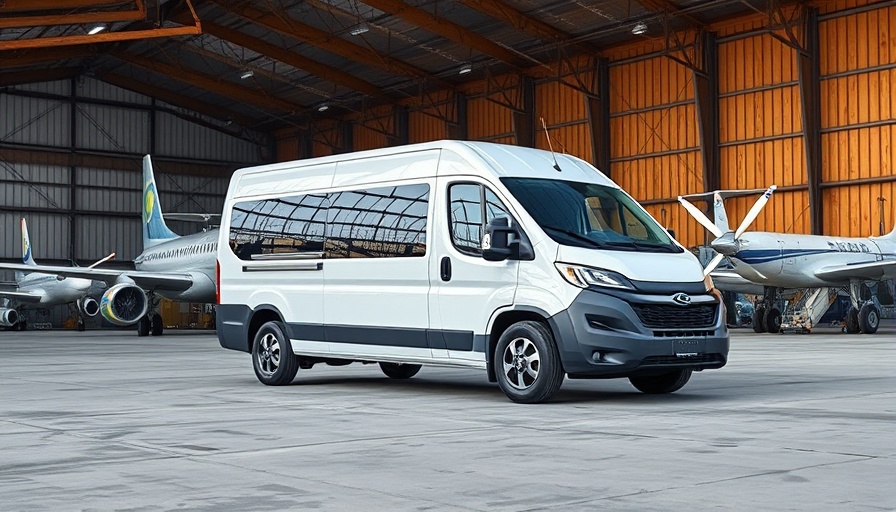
[555, 263, 635, 290]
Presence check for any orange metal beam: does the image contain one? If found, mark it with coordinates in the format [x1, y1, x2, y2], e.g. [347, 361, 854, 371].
[0, 0, 129, 11]
[0, 67, 80, 86]
[211, 0, 428, 78]
[0, 25, 200, 51]
[361, 0, 532, 70]
[116, 52, 306, 116]
[197, 20, 387, 99]
[0, 46, 99, 67]
[99, 72, 258, 127]
[0, 9, 145, 29]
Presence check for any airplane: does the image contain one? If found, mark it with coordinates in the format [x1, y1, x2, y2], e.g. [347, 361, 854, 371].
[0, 218, 113, 331]
[678, 185, 896, 335]
[0, 155, 218, 337]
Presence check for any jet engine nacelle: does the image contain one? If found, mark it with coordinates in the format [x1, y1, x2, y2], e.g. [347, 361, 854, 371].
[100, 283, 148, 326]
[0, 308, 18, 327]
[81, 297, 100, 318]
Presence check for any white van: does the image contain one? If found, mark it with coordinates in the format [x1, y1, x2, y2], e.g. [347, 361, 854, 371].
[215, 140, 729, 403]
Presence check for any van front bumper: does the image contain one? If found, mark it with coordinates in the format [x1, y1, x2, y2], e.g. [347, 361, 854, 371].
[548, 288, 729, 378]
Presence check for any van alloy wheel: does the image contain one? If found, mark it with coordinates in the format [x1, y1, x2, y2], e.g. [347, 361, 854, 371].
[256, 332, 281, 377]
[502, 337, 541, 390]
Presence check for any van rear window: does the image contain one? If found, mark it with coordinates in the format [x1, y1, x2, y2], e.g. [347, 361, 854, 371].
[228, 184, 429, 260]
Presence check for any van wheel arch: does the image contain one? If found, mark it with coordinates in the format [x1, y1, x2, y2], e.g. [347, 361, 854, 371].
[247, 307, 285, 353]
[487, 310, 555, 383]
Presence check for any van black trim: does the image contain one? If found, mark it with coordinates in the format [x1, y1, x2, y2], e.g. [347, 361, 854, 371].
[288, 322, 478, 351]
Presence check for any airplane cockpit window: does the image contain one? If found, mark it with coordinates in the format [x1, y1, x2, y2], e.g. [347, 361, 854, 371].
[501, 177, 680, 253]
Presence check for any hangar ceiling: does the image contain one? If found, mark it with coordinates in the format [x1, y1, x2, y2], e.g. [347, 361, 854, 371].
[0, 0, 786, 132]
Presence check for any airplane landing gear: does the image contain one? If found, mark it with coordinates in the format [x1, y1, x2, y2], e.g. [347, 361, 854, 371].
[753, 306, 767, 333]
[858, 304, 880, 334]
[151, 313, 163, 336]
[753, 287, 781, 333]
[764, 307, 782, 334]
[845, 307, 860, 333]
[137, 316, 150, 337]
[138, 293, 164, 337]
[846, 281, 881, 334]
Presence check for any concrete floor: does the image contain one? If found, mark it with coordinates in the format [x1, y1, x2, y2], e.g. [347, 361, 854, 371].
[1, 325, 894, 512]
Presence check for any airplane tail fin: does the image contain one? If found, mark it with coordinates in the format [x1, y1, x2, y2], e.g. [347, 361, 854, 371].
[21, 218, 36, 266]
[142, 155, 179, 248]
[712, 192, 731, 232]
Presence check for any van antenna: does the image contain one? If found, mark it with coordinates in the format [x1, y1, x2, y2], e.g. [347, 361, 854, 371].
[540, 117, 562, 172]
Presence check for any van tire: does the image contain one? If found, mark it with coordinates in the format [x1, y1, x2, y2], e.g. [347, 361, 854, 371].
[494, 321, 564, 404]
[379, 362, 421, 379]
[252, 321, 299, 386]
[629, 369, 692, 394]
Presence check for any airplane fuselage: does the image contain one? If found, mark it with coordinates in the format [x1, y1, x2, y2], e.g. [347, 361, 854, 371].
[16, 272, 92, 306]
[728, 231, 896, 288]
[132, 230, 219, 303]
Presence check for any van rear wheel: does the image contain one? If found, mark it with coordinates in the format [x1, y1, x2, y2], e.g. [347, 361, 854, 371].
[494, 321, 564, 404]
[629, 369, 692, 394]
[252, 321, 299, 386]
[379, 362, 421, 379]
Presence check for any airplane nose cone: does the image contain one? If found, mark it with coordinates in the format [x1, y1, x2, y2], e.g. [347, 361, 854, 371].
[710, 233, 739, 256]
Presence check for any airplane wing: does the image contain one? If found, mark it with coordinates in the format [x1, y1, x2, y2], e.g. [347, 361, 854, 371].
[709, 269, 765, 295]
[0, 289, 43, 303]
[814, 260, 896, 282]
[0, 263, 194, 292]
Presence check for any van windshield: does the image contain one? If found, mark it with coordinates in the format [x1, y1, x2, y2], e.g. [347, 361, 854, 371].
[501, 178, 681, 253]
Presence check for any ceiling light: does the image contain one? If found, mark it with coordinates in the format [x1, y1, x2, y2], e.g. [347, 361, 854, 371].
[350, 23, 369, 36]
[458, 63, 473, 75]
[632, 22, 648, 35]
[240, 70, 254, 79]
[87, 24, 106, 35]
[317, 103, 330, 112]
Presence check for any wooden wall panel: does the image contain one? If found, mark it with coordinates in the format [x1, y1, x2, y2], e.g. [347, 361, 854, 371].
[611, 152, 703, 203]
[353, 124, 387, 151]
[725, 189, 810, 234]
[466, 96, 514, 141]
[409, 110, 448, 143]
[535, 122, 592, 164]
[276, 133, 301, 161]
[823, 184, 895, 237]
[535, 80, 587, 126]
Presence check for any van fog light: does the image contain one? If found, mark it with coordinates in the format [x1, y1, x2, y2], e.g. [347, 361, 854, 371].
[591, 351, 603, 363]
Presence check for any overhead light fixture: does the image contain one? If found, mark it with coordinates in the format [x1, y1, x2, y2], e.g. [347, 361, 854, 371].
[240, 70, 254, 79]
[350, 23, 369, 36]
[458, 63, 473, 75]
[87, 24, 106, 35]
[317, 102, 330, 112]
[632, 22, 648, 35]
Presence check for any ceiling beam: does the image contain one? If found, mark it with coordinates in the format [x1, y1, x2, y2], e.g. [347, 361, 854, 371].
[456, 0, 574, 46]
[0, 67, 80, 87]
[0, 25, 200, 51]
[210, 0, 429, 78]
[0, 46, 99, 68]
[362, 0, 533, 70]
[0, 8, 145, 29]
[98, 72, 257, 127]
[116, 52, 306, 116]
[0, 0, 131, 11]
[635, 0, 706, 29]
[195, 20, 388, 100]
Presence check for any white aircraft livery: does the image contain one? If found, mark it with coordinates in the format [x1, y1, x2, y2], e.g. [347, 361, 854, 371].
[679, 186, 896, 334]
[0, 156, 218, 336]
[0, 218, 106, 331]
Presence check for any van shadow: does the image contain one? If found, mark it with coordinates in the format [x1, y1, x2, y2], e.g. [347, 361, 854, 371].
[287, 374, 726, 405]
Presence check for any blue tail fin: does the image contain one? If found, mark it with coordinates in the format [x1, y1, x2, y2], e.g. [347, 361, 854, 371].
[21, 218, 35, 266]
[142, 155, 179, 249]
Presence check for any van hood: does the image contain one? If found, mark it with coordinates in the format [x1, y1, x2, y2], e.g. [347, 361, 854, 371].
[555, 245, 705, 284]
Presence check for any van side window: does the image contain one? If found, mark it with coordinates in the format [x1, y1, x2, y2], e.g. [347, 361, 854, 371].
[449, 184, 511, 255]
[228, 194, 328, 260]
[326, 184, 429, 259]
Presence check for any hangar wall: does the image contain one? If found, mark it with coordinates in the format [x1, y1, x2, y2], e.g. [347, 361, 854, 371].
[275, 0, 895, 251]
[0, 77, 269, 265]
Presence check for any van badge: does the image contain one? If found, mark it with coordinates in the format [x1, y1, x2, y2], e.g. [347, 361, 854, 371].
[672, 293, 691, 305]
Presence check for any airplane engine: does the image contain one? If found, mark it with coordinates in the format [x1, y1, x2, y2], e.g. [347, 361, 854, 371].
[0, 308, 19, 327]
[81, 297, 100, 317]
[99, 283, 148, 326]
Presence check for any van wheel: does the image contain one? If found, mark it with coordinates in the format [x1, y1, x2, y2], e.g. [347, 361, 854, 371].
[494, 321, 564, 404]
[379, 362, 421, 379]
[252, 321, 299, 386]
[629, 369, 692, 394]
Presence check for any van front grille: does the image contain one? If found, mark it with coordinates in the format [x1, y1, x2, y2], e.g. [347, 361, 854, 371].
[632, 304, 717, 328]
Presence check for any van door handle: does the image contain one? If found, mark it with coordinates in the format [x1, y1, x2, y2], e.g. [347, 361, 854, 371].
[440, 256, 451, 282]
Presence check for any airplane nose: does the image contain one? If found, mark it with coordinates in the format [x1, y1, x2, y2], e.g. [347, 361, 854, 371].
[710, 233, 739, 256]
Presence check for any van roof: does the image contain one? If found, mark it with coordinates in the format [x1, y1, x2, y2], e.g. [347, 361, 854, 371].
[229, 140, 616, 196]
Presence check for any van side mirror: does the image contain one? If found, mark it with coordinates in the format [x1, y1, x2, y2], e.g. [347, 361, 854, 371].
[482, 217, 515, 261]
